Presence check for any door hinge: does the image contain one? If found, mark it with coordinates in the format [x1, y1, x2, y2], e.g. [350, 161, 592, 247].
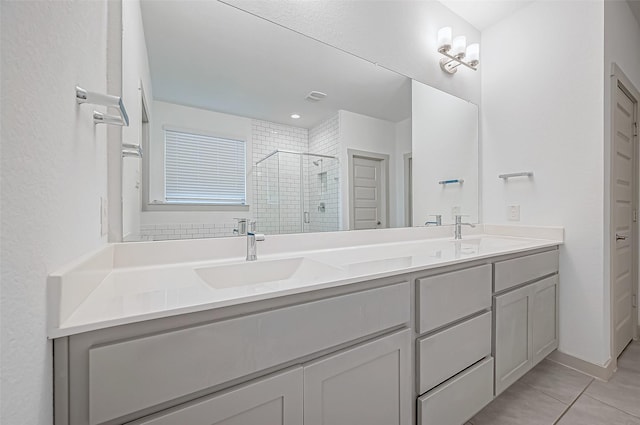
[634, 209, 638, 222]
[634, 122, 638, 137]
[633, 294, 637, 308]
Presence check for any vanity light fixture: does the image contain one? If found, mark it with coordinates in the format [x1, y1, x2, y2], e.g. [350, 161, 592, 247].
[437, 27, 479, 74]
[290, 113, 301, 119]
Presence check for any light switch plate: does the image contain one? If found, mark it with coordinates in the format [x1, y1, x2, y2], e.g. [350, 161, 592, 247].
[508, 205, 520, 221]
[100, 197, 108, 236]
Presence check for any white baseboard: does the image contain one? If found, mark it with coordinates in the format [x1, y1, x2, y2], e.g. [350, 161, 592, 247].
[547, 350, 615, 381]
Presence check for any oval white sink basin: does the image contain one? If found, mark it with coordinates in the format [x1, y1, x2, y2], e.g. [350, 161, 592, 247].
[195, 257, 342, 289]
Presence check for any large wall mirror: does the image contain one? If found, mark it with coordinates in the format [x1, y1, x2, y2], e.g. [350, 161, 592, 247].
[411, 81, 479, 225]
[121, 0, 478, 242]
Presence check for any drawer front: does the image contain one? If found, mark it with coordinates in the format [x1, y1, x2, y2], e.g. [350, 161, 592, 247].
[417, 264, 492, 334]
[418, 357, 494, 425]
[417, 311, 491, 394]
[88, 282, 410, 425]
[494, 250, 559, 293]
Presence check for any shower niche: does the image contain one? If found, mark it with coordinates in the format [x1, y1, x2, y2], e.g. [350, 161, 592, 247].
[255, 150, 340, 235]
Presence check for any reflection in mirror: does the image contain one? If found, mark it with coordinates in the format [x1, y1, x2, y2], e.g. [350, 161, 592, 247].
[411, 80, 479, 225]
[255, 151, 340, 234]
[121, 1, 477, 242]
[121, 0, 411, 241]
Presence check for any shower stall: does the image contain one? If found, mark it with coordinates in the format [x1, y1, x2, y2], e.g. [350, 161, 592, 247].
[254, 150, 340, 235]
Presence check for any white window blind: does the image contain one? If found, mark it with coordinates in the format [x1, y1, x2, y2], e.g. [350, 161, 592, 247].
[165, 129, 246, 205]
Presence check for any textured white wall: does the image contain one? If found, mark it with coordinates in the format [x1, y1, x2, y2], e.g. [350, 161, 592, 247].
[1, 2, 110, 424]
[481, 1, 607, 365]
[603, 1, 640, 326]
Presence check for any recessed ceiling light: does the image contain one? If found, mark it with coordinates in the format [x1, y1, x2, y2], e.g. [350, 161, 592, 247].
[290, 113, 301, 119]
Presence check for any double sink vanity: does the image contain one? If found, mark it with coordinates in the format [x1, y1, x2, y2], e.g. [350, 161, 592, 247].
[49, 224, 562, 425]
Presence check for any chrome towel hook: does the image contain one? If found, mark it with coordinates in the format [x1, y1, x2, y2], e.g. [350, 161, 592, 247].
[76, 86, 129, 126]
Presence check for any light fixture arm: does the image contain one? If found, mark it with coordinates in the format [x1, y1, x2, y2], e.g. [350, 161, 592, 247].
[438, 47, 478, 75]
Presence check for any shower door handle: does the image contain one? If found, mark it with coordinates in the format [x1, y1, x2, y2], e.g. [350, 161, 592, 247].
[304, 212, 310, 224]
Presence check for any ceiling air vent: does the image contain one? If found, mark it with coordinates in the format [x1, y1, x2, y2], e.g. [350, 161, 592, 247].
[306, 91, 327, 102]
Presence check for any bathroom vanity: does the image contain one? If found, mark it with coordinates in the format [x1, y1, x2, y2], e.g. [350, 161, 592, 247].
[49, 226, 562, 425]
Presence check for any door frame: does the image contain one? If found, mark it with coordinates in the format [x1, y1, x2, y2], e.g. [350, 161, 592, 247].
[404, 152, 413, 227]
[609, 63, 640, 364]
[347, 149, 390, 230]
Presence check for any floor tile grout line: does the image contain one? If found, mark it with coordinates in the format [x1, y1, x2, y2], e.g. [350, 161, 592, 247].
[581, 393, 640, 420]
[519, 379, 593, 407]
[552, 378, 594, 425]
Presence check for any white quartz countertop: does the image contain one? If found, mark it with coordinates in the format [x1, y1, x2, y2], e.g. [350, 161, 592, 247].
[48, 225, 563, 338]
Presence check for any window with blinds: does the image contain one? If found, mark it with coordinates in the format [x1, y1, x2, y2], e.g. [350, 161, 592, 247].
[164, 129, 246, 205]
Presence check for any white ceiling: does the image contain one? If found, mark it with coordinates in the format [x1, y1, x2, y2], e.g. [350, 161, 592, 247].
[438, 0, 534, 31]
[140, 1, 411, 129]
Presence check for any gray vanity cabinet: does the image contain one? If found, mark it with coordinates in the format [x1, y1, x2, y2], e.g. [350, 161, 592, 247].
[415, 264, 494, 425]
[304, 329, 411, 425]
[532, 275, 560, 364]
[55, 279, 410, 425]
[128, 367, 303, 425]
[53, 246, 562, 425]
[494, 283, 534, 395]
[493, 250, 559, 395]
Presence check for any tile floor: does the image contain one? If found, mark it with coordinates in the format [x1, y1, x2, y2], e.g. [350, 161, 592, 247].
[466, 341, 640, 425]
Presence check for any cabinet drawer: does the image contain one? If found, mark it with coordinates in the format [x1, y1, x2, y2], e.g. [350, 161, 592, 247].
[417, 311, 491, 394]
[494, 250, 558, 293]
[418, 357, 494, 425]
[88, 282, 409, 425]
[416, 265, 492, 334]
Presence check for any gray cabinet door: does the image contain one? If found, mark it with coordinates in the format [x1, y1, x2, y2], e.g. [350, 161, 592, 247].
[128, 367, 302, 425]
[532, 275, 559, 364]
[494, 284, 533, 396]
[303, 329, 411, 425]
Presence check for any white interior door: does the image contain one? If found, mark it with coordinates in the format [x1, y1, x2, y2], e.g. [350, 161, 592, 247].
[352, 156, 385, 230]
[613, 83, 636, 357]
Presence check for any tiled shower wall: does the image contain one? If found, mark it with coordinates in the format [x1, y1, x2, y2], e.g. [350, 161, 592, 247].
[252, 120, 309, 235]
[308, 114, 340, 232]
[137, 221, 238, 241]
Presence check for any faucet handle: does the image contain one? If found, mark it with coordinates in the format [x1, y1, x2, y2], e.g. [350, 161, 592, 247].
[454, 214, 476, 227]
[248, 232, 266, 241]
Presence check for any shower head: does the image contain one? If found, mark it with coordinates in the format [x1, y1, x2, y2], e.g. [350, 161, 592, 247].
[312, 159, 322, 166]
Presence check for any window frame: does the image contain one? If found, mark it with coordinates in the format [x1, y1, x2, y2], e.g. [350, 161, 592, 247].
[143, 126, 250, 212]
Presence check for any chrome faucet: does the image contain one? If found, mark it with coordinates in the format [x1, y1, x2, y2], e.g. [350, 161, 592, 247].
[425, 214, 442, 226]
[246, 221, 265, 261]
[454, 215, 475, 240]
